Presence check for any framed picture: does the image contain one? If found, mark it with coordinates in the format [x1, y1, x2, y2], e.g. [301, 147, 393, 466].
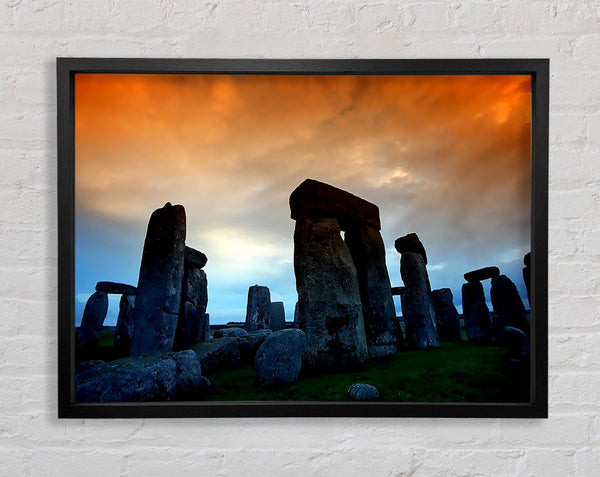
[58, 58, 548, 418]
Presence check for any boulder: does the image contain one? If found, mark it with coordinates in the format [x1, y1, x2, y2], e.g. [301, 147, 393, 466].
[213, 327, 248, 339]
[394, 233, 428, 265]
[293, 214, 368, 369]
[269, 302, 286, 332]
[95, 281, 137, 295]
[461, 281, 492, 343]
[76, 291, 109, 354]
[464, 266, 500, 283]
[238, 329, 273, 362]
[347, 383, 380, 401]
[289, 178, 381, 230]
[346, 223, 402, 357]
[399, 250, 439, 349]
[114, 294, 135, 355]
[431, 288, 461, 341]
[499, 326, 530, 360]
[491, 274, 530, 336]
[245, 285, 271, 332]
[191, 337, 241, 374]
[130, 203, 186, 356]
[184, 246, 208, 269]
[75, 350, 207, 402]
[255, 329, 306, 387]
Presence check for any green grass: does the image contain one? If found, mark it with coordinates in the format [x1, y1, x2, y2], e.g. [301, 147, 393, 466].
[205, 341, 529, 403]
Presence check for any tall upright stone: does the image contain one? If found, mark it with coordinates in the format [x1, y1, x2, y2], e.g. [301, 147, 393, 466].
[395, 234, 439, 349]
[491, 274, 529, 336]
[269, 301, 286, 332]
[245, 285, 271, 332]
[523, 252, 531, 306]
[346, 223, 402, 357]
[174, 259, 209, 351]
[114, 294, 135, 355]
[77, 291, 109, 354]
[130, 203, 186, 356]
[294, 214, 368, 368]
[431, 288, 461, 341]
[462, 281, 492, 343]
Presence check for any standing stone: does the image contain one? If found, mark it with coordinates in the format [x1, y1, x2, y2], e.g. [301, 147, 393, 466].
[255, 329, 307, 387]
[346, 223, 402, 357]
[130, 203, 186, 356]
[77, 291, 109, 354]
[114, 294, 135, 355]
[462, 281, 492, 343]
[491, 274, 530, 336]
[174, 265, 208, 350]
[499, 326, 531, 360]
[245, 285, 271, 332]
[396, 234, 439, 350]
[431, 288, 461, 341]
[200, 313, 210, 342]
[269, 302, 286, 332]
[523, 252, 531, 306]
[293, 302, 299, 328]
[294, 215, 368, 368]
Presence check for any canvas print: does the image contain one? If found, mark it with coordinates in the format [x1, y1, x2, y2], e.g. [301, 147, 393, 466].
[73, 73, 533, 404]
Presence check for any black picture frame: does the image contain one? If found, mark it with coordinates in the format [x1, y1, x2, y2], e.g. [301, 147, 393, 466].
[57, 58, 548, 419]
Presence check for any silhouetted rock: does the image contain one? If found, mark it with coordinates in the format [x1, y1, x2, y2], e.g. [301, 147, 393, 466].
[346, 223, 402, 357]
[290, 178, 381, 230]
[77, 291, 109, 355]
[524, 252, 531, 267]
[491, 274, 530, 336]
[391, 286, 406, 296]
[191, 337, 241, 374]
[184, 246, 208, 269]
[347, 383, 380, 401]
[464, 266, 500, 283]
[462, 281, 492, 343]
[269, 302, 286, 332]
[394, 233, 428, 264]
[214, 327, 248, 339]
[523, 252, 531, 306]
[75, 350, 206, 402]
[294, 215, 368, 369]
[95, 281, 137, 295]
[245, 285, 271, 332]
[130, 203, 186, 356]
[499, 326, 530, 359]
[114, 294, 135, 355]
[238, 329, 273, 362]
[431, 288, 461, 341]
[174, 265, 208, 350]
[255, 329, 306, 387]
[399, 247, 439, 349]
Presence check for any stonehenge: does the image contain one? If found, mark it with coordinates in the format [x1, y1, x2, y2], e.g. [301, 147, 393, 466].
[245, 285, 271, 332]
[290, 179, 400, 367]
[114, 294, 135, 355]
[269, 302, 286, 332]
[462, 281, 492, 343]
[523, 252, 531, 305]
[431, 288, 461, 341]
[491, 274, 529, 336]
[395, 233, 440, 349]
[77, 291, 109, 355]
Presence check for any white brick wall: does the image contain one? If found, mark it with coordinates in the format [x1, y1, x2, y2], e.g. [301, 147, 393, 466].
[1, 1, 598, 475]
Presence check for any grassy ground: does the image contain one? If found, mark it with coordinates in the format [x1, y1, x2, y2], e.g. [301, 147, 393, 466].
[205, 341, 529, 403]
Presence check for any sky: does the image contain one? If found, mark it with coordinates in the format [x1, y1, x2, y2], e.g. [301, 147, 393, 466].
[74, 73, 532, 326]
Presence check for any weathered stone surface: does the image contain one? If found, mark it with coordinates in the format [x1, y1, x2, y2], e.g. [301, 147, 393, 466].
[130, 203, 186, 356]
[174, 266, 208, 351]
[394, 233, 427, 264]
[499, 326, 531, 360]
[75, 350, 207, 402]
[184, 246, 208, 269]
[191, 337, 241, 374]
[391, 286, 406, 296]
[269, 302, 286, 332]
[294, 215, 368, 369]
[200, 313, 210, 342]
[214, 327, 248, 339]
[462, 281, 492, 343]
[289, 178, 381, 230]
[245, 285, 271, 332]
[346, 224, 402, 357]
[431, 288, 461, 341]
[464, 266, 500, 283]
[399, 251, 439, 349]
[77, 291, 109, 354]
[491, 274, 530, 336]
[347, 383, 380, 401]
[114, 294, 135, 355]
[255, 329, 306, 387]
[95, 281, 137, 295]
[238, 329, 273, 362]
